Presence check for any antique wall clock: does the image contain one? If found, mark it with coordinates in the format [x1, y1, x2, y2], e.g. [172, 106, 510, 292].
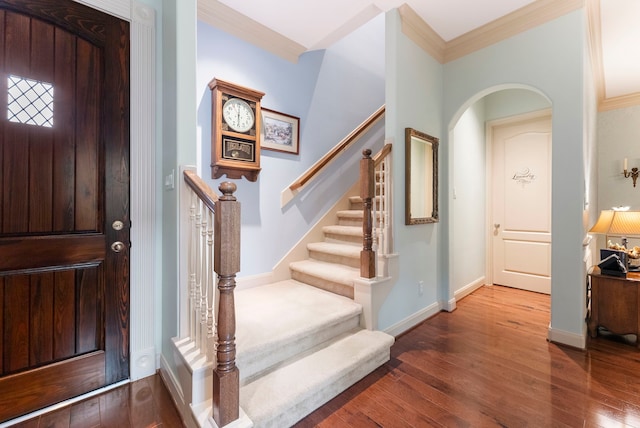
[209, 78, 265, 181]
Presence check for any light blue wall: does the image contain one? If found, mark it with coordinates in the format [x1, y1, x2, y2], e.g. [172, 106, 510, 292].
[161, 0, 197, 372]
[484, 89, 552, 121]
[597, 105, 640, 211]
[380, 10, 444, 329]
[443, 11, 589, 339]
[450, 101, 486, 294]
[196, 16, 385, 276]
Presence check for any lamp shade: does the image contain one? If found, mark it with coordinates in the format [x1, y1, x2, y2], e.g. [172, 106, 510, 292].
[589, 210, 640, 235]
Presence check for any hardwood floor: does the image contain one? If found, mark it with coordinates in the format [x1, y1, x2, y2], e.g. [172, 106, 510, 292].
[296, 285, 640, 427]
[7, 374, 183, 428]
[9, 284, 640, 427]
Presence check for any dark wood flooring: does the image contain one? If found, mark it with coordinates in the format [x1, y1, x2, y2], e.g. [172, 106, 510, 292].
[10, 284, 640, 427]
[296, 284, 640, 427]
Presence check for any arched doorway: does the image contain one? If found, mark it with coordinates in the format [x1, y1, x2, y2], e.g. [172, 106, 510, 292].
[447, 86, 552, 303]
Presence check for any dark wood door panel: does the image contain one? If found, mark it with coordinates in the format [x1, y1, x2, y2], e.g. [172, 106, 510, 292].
[1, 266, 104, 376]
[0, 8, 102, 236]
[0, 0, 129, 420]
[0, 235, 105, 273]
[0, 351, 105, 422]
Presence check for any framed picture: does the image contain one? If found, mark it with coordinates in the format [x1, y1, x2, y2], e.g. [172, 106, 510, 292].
[261, 108, 300, 154]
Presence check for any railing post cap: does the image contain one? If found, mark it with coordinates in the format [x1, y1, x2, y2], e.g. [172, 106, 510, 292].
[219, 181, 237, 200]
[362, 149, 372, 158]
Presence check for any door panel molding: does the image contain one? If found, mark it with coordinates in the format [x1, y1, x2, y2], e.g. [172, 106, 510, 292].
[0, 352, 106, 421]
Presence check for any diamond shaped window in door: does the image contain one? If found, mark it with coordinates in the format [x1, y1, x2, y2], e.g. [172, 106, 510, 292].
[7, 75, 54, 128]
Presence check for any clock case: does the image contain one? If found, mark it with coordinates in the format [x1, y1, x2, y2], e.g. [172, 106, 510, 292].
[209, 78, 265, 182]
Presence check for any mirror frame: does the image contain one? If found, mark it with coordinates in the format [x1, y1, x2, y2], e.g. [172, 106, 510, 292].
[405, 127, 439, 225]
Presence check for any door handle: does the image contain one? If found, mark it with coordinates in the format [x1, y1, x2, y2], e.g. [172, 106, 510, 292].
[494, 223, 500, 229]
[111, 241, 125, 253]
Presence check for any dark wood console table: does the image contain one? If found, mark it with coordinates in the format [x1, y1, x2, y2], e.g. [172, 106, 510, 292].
[588, 272, 640, 346]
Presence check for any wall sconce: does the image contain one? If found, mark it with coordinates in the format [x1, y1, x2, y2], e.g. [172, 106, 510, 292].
[623, 158, 638, 187]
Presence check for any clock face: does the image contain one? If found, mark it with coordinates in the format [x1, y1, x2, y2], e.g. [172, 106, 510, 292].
[222, 97, 255, 133]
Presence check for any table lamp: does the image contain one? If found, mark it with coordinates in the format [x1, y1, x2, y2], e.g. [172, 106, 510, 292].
[589, 210, 640, 271]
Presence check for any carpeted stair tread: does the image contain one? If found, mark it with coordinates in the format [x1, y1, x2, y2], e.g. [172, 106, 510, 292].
[289, 259, 360, 286]
[336, 209, 364, 219]
[240, 329, 394, 428]
[322, 225, 362, 237]
[235, 280, 362, 383]
[307, 241, 360, 259]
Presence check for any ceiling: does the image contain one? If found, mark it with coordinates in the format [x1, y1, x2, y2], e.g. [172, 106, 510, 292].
[203, 0, 640, 109]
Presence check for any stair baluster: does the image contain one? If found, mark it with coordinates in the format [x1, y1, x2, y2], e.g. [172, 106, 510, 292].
[372, 143, 393, 276]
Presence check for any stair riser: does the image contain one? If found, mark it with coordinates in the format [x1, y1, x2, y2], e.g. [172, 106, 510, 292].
[337, 218, 362, 227]
[324, 233, 362, 245]
[263, 349, 391, 428]
[238, 313, 360, 386]
[291, 270, 354, 299]
[308, 249, 360, 268]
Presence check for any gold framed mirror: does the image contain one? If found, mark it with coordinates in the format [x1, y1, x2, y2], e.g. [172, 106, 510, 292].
[405, 128, 438, 225]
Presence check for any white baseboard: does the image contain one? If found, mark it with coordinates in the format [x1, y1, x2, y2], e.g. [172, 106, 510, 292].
[236, 271, 274, 291]
[160, 354, 197, 428]
[130, 346, 157, 381]
[443, 297, 456, 312]
[383, 301, 442, 337]
[454, 277, 485, 302]
[547, 324, 586, 349]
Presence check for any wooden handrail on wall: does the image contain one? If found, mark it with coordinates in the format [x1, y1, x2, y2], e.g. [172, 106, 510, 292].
[182, 170, 241, 427]
[289, 105, 385, 192]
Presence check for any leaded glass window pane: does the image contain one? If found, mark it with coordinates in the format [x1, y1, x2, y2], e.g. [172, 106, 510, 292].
[7, 75, 54, 128]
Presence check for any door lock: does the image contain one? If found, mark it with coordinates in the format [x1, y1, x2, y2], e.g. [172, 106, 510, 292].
[111, 241, 125, 253]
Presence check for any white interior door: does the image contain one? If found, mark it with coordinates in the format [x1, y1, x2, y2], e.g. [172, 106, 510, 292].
[491, 113, 552, 294]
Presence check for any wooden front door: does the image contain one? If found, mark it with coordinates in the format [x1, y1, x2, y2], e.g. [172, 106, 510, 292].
[0, 0, 130, 421]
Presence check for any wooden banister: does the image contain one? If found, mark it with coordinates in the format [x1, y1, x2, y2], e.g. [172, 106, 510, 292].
[212, 181, 240, 427]
[183, 169, 219, 211]
[372, 143, 392, 167]
[289, 105, 385, 191]
[182, 170, 240, 427]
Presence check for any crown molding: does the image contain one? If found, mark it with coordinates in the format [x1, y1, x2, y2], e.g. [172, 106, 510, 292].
[444, 0, 584, 63]
[397, 4, 445, 63]
[198, 0, 305, 63]
[599, 92, 640, 112]
[586, 0, 606, 107]
[397, 0, 584, 64]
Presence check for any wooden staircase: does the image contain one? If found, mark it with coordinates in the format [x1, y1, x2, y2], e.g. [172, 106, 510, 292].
[290, 196, 371, 299]
[194, 182, 394, 427]
[173, 118, 394, 427]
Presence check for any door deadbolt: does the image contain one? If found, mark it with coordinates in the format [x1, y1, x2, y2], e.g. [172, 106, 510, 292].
[112, 220, 124, 231]
[111, 241, 125, 253]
